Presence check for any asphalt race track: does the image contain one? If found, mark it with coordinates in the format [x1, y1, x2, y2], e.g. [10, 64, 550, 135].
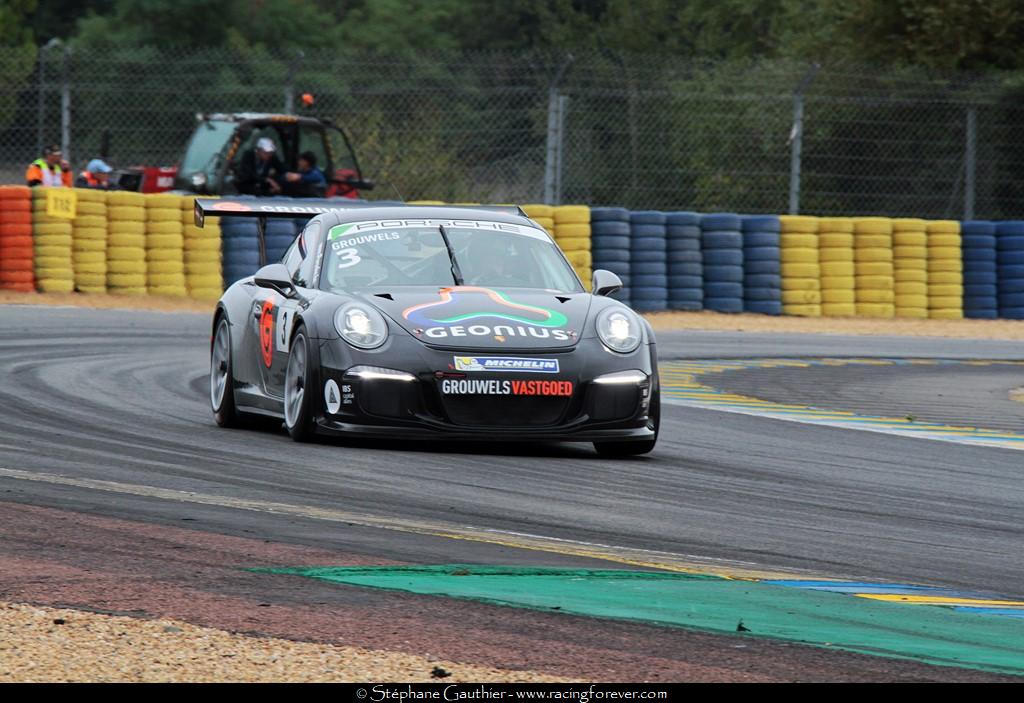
[1, 304, 1023, 680]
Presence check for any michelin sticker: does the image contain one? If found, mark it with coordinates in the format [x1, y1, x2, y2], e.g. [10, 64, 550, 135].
[454, 356, 559, 373]
[324, 379, 342, 414]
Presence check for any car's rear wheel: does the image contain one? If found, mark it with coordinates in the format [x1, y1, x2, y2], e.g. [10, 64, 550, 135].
[284, 325, 316, 442]
[593, 389, 659, 457]
[210, 315, 241, 427]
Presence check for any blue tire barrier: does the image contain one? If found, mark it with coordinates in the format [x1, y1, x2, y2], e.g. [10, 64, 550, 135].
[962, 220, 997, 236]
[632, 262, 668, 275]
[704, 282, 743, 298]
[668, 287, 703, 301]
[701, 213, 744, 313]
[667, 236, 700, 251]
[744, 300, 783, 315]
[702, 231, 743, 249]
[667, 250, 702, 264]
[600, 261, 631, 277]
[741, 214, 781, 316]
[590, 207, 630, 222]
[632, 250, 667, 263]
[591, 221, 631, 236]
[630, 211, 667, 312]
[630, 211, 667, 226]
[741, 215, 782, 233]
[963, 308, 999, 319]
[666, 212, 703, 311]
[704, 297, 745, 313]
[998, 291, 1024, 307]
[963, 269, 997, 284]
[592, 208, 632, 307]
[703, 265, 744, 283]
[703, 249, 743, 266]
[634, 274, 670, 288]
[962, 220, 998, 319]
[667, 275, 703, 289]
[700, 213, 742, 231]
[745, 287, 782, 301]
[744, 259, 781, 275]
[744, 273, 782, 288]
[998, 250, 1024, 266]
[742, 231, 781, 248]
[592, 235, 631, 250]
[666, 211, 700, 227]
[591, 249, 630, 264]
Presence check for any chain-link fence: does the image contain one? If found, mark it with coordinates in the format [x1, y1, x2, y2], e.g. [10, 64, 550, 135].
[2, 46, 1023, 218]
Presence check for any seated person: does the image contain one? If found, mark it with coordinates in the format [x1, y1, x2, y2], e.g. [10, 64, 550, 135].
[76, 158, 113, 189]
[235, 137, 285, 195]
[283, 151, 327, 197]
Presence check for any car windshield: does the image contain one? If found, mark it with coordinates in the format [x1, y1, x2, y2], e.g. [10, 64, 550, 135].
[180, 120, 235, 180]
[320, 219, 582, 292]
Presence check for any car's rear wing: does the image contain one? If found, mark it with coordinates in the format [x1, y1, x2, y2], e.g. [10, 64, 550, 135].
[194, 198, 528, 265]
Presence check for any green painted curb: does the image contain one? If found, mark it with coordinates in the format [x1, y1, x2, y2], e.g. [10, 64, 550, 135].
[259, 565, 1024, 675]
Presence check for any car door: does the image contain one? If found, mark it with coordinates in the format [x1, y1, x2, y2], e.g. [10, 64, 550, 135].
[253, 226, 309, 399]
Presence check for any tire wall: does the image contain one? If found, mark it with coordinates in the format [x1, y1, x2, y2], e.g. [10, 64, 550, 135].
[9, 191, 1024, 320]
[0, 185, 34, 292]
[779, 215, 821, 317]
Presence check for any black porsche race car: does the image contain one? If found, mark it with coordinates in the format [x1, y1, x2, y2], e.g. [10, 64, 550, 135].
[197, 198, 659, 456]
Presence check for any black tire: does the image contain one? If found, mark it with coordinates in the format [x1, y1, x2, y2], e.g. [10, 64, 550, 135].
[210, 315, 241, 427]
[284, 325, 317, 442]
[594, 389, 659, 457]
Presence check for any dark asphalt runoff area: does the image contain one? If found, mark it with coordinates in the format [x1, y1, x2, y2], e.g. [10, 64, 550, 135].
[1, 304, 1023, 681]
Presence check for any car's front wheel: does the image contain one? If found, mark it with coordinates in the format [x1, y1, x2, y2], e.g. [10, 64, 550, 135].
[593, 390, 659, 457]
[284, 324, 317, 442]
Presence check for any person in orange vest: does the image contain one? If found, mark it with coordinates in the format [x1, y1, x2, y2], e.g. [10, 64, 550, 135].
[25, 144, 72, 187]
[76, 159, 113, 188]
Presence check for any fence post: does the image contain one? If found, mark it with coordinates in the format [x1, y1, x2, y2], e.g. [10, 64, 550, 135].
[788, 64, 820, 215]
[284, 50, 305, 114]
[964, 107, 977, 220]
[60, 46, 72, 162]
[544, 55, 574, 205]
[555, 94, 569, 205]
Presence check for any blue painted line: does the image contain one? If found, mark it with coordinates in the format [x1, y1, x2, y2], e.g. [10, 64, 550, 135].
[955, 608, 1024, 619]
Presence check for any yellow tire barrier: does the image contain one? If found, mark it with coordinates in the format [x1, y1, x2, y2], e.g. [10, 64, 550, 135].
[181, 196, 223, 299]
[785, 304, 822, 316]
[925, 220, 961, 319]
[780, 233, 817, 248]
[781, 277, 820, 291]
[779, 215, 818, 233]
[819, 248, 853, 263]
[522, 204, 553, 219]
[853, 218, 894, 318]
[552, 205, 589, 225]
[781, 290, 822, 305]
[556, 236, 591, 252]
[781, 263, 819, 278]
[822, 303, 857, 316]
[780, 247, 817, 264]
[108, 206, 146, 221]
[108, 221, 145, 236]
[822, 289, 856, 304]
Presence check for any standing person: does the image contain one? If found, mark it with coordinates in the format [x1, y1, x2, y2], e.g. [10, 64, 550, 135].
[76, 158, 113, 189]
[25, 144, 71, 187]
[235, 137, 285, 195]
[283, 151, 327, 197]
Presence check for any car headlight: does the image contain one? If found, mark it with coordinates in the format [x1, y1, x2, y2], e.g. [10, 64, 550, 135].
[334, 304, 388, 349]
[596, 307, 642, 353]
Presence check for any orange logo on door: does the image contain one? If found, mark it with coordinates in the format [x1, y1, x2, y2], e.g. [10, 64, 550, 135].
[259, 300, 275, 367]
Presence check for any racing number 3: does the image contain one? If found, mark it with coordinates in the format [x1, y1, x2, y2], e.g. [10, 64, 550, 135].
[259, 300, 275, 368]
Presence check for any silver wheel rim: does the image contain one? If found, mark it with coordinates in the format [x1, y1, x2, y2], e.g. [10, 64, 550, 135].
[210, 319, 230, 410]
[284, 334, 307, 428]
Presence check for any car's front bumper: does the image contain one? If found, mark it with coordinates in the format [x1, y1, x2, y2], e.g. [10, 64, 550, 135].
[313, 336, 656, 443]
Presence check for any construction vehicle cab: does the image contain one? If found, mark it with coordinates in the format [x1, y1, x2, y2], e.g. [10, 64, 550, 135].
[174, 113, 372, 197]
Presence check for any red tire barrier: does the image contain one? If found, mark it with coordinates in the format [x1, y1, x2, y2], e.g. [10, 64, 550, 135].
[0, 186, 34, 291]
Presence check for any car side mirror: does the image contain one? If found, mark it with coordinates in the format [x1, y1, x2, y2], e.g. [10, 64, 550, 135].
[253, 263, 296, 297]
[591, 269, 623, 297]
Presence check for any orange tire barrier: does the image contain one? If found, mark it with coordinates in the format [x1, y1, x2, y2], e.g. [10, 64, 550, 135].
[0, 185, 34, 291]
